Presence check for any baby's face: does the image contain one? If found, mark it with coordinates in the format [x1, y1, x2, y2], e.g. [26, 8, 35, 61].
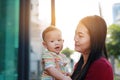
[43, 30, 64, 54]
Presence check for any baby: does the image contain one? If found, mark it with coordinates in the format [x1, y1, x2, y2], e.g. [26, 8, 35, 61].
[41, 25, 71, 80]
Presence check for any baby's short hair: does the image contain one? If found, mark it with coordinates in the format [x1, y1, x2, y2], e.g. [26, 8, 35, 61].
[42, 25, 61, 41]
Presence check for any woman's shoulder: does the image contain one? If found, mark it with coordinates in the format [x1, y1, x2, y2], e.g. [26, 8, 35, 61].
[85, 57, 114, 80]
[92, 57, 112, 68]
[89, 57, 113, 72]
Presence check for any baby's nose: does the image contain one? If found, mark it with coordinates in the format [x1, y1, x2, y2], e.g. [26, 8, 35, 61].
[55, 41, 59, 44]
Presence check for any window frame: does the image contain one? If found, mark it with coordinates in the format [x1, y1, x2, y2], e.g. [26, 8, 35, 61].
[18, 0, 30, 80]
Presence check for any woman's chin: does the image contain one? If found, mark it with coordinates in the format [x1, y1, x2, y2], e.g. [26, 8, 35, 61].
[75, 48, 81, 52]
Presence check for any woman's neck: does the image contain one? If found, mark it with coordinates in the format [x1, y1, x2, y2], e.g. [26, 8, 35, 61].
[82, 52, 90, 67]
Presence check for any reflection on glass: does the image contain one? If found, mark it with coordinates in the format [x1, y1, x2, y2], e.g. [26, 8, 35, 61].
[0, 0, 19, 80]
[29, 0, 51, 80]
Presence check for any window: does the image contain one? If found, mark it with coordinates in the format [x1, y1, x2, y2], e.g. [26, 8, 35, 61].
[0, 0, 19, 80]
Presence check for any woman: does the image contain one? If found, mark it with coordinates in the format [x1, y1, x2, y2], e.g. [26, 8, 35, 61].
[71, 15, 113, 80]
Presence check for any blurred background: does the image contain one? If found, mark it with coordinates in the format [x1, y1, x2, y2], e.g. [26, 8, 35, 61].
[0, 0, 120, 80]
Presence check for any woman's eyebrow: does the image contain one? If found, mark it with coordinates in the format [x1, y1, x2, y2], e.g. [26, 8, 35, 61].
[77, 31, 84, 35]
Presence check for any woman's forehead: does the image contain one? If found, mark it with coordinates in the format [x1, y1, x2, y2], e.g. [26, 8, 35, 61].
[76, 24, 89, 33]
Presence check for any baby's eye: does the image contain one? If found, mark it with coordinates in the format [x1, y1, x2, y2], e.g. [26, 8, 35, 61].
[50, 41, 54, 42]
[58, 39, 62, 41]
[79, 35, 83, 37]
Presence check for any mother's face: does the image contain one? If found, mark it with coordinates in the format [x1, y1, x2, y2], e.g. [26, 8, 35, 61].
[74, 23, 91, 54]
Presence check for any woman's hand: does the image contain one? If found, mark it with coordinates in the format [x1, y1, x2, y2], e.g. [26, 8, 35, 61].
[62, 76, 72, 80]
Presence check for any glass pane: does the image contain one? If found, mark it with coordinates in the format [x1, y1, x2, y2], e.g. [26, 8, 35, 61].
[29, 0, 51, 80]
[0, 0, 19, 80]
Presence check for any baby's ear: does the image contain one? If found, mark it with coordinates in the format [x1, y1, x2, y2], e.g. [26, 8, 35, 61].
[42, 41, 47, 48]
[62, 39, 64, 42]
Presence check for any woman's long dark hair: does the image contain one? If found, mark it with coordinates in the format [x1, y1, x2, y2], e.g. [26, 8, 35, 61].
[71, 15, 108, 80]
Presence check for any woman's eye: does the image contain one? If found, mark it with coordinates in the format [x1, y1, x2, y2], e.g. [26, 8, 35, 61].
[79, 35, 83, 38]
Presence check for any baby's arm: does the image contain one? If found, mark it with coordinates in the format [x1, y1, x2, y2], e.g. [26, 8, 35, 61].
[46, 67, 72, 80]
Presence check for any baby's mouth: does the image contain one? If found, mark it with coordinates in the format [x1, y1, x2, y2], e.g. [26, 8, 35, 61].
[55, 46, 60, 50]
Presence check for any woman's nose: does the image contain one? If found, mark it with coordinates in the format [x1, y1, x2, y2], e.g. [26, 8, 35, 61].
[74, 35, 78, 42]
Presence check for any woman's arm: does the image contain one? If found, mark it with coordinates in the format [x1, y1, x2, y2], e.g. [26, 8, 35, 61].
[46, 67, 72, 80]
